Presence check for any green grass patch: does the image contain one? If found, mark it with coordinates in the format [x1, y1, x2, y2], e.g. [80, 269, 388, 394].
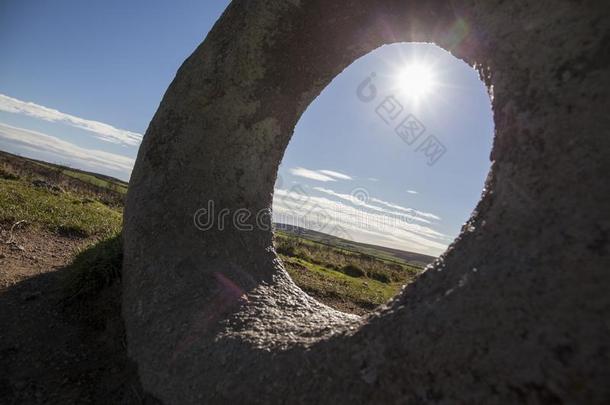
[62, 234, 123, 301]
[61, 169, 128, 194]
[33, 161, 128, 194]
[275, 232, 420, 283]
[281, 255, 401, 310]
[0, 178, 122, 238]
[275, 232, 422, 312]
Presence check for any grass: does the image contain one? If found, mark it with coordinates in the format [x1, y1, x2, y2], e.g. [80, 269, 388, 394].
[275, 224, 435, 267]
[60, 169, 128, 194]
[35, 161, 128, 194]
[274, 232, 420, 282]
[0, 151, 126, 207]
[0, 163, 21, 181]
[0, 178, 122, 238]
[0, 172, 123, 302]
[274, 231, 422, 312]
[62, 234, 123, 301]
[282, 256, 401, 310]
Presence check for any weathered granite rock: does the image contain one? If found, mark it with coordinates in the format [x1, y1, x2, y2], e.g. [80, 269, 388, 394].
[123, 1, 610, 403]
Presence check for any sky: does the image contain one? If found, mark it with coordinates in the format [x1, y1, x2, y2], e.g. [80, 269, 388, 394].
[0, 1, 494, 257]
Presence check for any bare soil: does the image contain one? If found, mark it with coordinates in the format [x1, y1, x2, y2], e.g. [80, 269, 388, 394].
[0, 225, 155, 404]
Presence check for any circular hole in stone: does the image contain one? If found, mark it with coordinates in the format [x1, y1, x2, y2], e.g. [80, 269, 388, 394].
[272, 43, 494, 315]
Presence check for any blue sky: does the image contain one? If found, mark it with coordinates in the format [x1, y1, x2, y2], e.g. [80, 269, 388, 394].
[0, 1, 494, 256]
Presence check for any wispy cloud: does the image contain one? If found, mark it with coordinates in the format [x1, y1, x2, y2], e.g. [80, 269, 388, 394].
[0, 93, 143, 147]
[289, 167, 352, 182]
[313, 186, 440, 223]
[318, 170, 352, 180]
[0, 122, 134, 179]
[370, 197, 440, 220]
[407, 189, 418, 194]
[273, 188, 448, 256]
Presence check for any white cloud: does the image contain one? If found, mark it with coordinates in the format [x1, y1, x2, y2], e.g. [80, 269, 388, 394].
[318, 169, 352, 180]
[0, 122, 134, 180]
[313, 186, 372, 208]
[407, 189, 418, 194]
[273, 188, 449, 256]
[313, 186, 440, 224]
[289, 167, 354, 182]
[289, 167, 337, 182]
[369, 197, 440, 220]
[0, 93, 143, 147]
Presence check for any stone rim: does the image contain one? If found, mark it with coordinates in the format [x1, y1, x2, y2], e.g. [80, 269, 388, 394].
[123, 1, 610, 403]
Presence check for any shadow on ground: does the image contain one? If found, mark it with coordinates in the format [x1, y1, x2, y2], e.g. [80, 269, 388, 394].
[0, 239, 159, 404]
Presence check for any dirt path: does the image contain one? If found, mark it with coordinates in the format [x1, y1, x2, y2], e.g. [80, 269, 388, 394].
[0, 226, 151, 404]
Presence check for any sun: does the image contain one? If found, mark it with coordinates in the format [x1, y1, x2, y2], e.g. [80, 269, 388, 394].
[396, 63, 436, 101]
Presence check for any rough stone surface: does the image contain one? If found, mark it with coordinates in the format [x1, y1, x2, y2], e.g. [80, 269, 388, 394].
[123, 1, 610, 403]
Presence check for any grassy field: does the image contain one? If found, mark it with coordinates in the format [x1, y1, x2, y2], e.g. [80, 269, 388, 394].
[34, 161, 128, 194]
[275, 231, 423, 313]
[0, 150, 430, 313]
[0, 178, 122, 238]
[0, 151, 126, 207]
[275, 223, 435, 267]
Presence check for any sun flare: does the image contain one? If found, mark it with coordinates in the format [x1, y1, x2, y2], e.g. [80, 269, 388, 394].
[397, 63, 436, 101]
